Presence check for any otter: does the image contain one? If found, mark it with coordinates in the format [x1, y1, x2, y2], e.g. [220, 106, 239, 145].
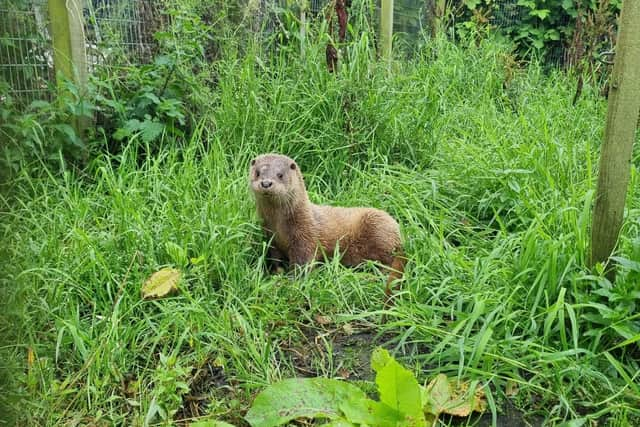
[249, 153, 404, 297]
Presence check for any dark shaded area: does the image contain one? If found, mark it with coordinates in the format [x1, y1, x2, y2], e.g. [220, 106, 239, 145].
[175, 357, 234, 423]
[445, 399, 544, 427]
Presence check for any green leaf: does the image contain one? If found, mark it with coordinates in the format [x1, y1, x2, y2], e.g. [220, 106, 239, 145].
[52, 124, 85, 149]
[611, 256, 640, 272]
[464, 0, 481, 9]
[612, 323, 639, 341]
[141, 91, 161, 104]
[140, 120, 165, 143]
[245, 378, 385, 427]
[141, 267, 181, 299]
[517, 0, 536, 9]
[341, 398, 403, 426]
[370, 346, 392, 371]
[530, 9, 550, 20]
[371, 348, 426, 426]
[545, 29, 560, 40]
[113, 127, 130, 141]
[165, 241, 188, 266]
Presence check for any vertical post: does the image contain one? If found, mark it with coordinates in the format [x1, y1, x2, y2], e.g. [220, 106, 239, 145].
[48, 0, 88, 136]
[431, 0, 446, 38]
[380, 0, 393, 61]
[300, 1, 306, 59]
[590, 0, 640, 276]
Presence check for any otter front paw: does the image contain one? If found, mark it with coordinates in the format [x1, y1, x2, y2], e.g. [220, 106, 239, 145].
[266, 245, 286, 273]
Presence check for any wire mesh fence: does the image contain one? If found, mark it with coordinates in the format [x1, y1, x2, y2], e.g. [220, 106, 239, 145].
[0, 0, 161, 106]
[1, 0, 608, 107]
[84, 0, 161, 69]
[0, 1, 53, 103]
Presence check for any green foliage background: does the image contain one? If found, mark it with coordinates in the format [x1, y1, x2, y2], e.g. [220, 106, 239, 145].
[1, 0, 639, 425]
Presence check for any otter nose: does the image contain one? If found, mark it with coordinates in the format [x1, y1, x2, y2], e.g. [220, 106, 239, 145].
[261, 180, 273, 189]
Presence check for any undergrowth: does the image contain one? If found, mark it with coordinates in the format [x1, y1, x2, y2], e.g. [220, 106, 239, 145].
[1, 23, 640, 427]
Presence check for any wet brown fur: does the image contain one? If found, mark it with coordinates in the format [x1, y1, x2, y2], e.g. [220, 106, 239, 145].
[249, 154, 404, 297]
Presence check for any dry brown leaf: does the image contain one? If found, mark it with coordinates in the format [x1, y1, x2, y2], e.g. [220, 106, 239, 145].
[425, 373, 451, 412]
[314, 314, 332, 325]
[506, 380, 519, 397]
[141, 267, 181, 299]
[423, 374, 487, 418]
[338, 368, 350, 379]
[342, 323, 354, 335]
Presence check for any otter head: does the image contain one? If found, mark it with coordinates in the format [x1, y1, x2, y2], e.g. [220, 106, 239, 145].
[249, 154, 305, 204]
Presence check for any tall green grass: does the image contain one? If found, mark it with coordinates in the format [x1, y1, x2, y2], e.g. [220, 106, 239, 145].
[1, 32, 639, 425]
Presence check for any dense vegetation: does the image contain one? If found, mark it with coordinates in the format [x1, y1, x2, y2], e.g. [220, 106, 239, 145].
[1, 1, 639, 425]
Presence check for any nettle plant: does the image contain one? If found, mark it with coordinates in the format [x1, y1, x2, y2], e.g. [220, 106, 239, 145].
[91, 2, 215, 153]
[0, 79, 91, 176]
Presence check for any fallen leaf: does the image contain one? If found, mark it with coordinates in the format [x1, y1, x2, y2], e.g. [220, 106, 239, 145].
[141, 267, 181, 299]
[315, 314, 332, 325]
[423, 374, 450, 415]
[342, 323, 354, 335]
[506, 380, 519, 397]
[423, 375, 486, 418]
[338, 368, 350, 379]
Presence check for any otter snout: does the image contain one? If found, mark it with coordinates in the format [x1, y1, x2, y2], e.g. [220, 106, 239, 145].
[261, 180, 273, 189]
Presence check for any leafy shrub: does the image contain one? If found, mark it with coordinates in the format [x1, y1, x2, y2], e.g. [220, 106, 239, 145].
[145, 353, 191, 424]
[455, 0, 620, 65]
[0, 80, 90, 180]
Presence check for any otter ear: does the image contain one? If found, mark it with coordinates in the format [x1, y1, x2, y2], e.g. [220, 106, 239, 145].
[250, 159, 256, 166]
[290, 163, 296, 170]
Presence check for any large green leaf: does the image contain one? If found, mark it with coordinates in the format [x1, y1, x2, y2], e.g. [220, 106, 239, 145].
[245, 377, 393, 427]
[371, 348, 427, 426]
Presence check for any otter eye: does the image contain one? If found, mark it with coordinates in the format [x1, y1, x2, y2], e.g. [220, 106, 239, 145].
[277, 173, 283, 179]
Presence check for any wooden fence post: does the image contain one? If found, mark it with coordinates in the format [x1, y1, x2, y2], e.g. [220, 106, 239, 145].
[48, 0, 88, 136]
[590, 0, 640, 276]
[427, 0, 446, 38]
[300, 1, 307, 59]
[380, 0, 393, 61]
